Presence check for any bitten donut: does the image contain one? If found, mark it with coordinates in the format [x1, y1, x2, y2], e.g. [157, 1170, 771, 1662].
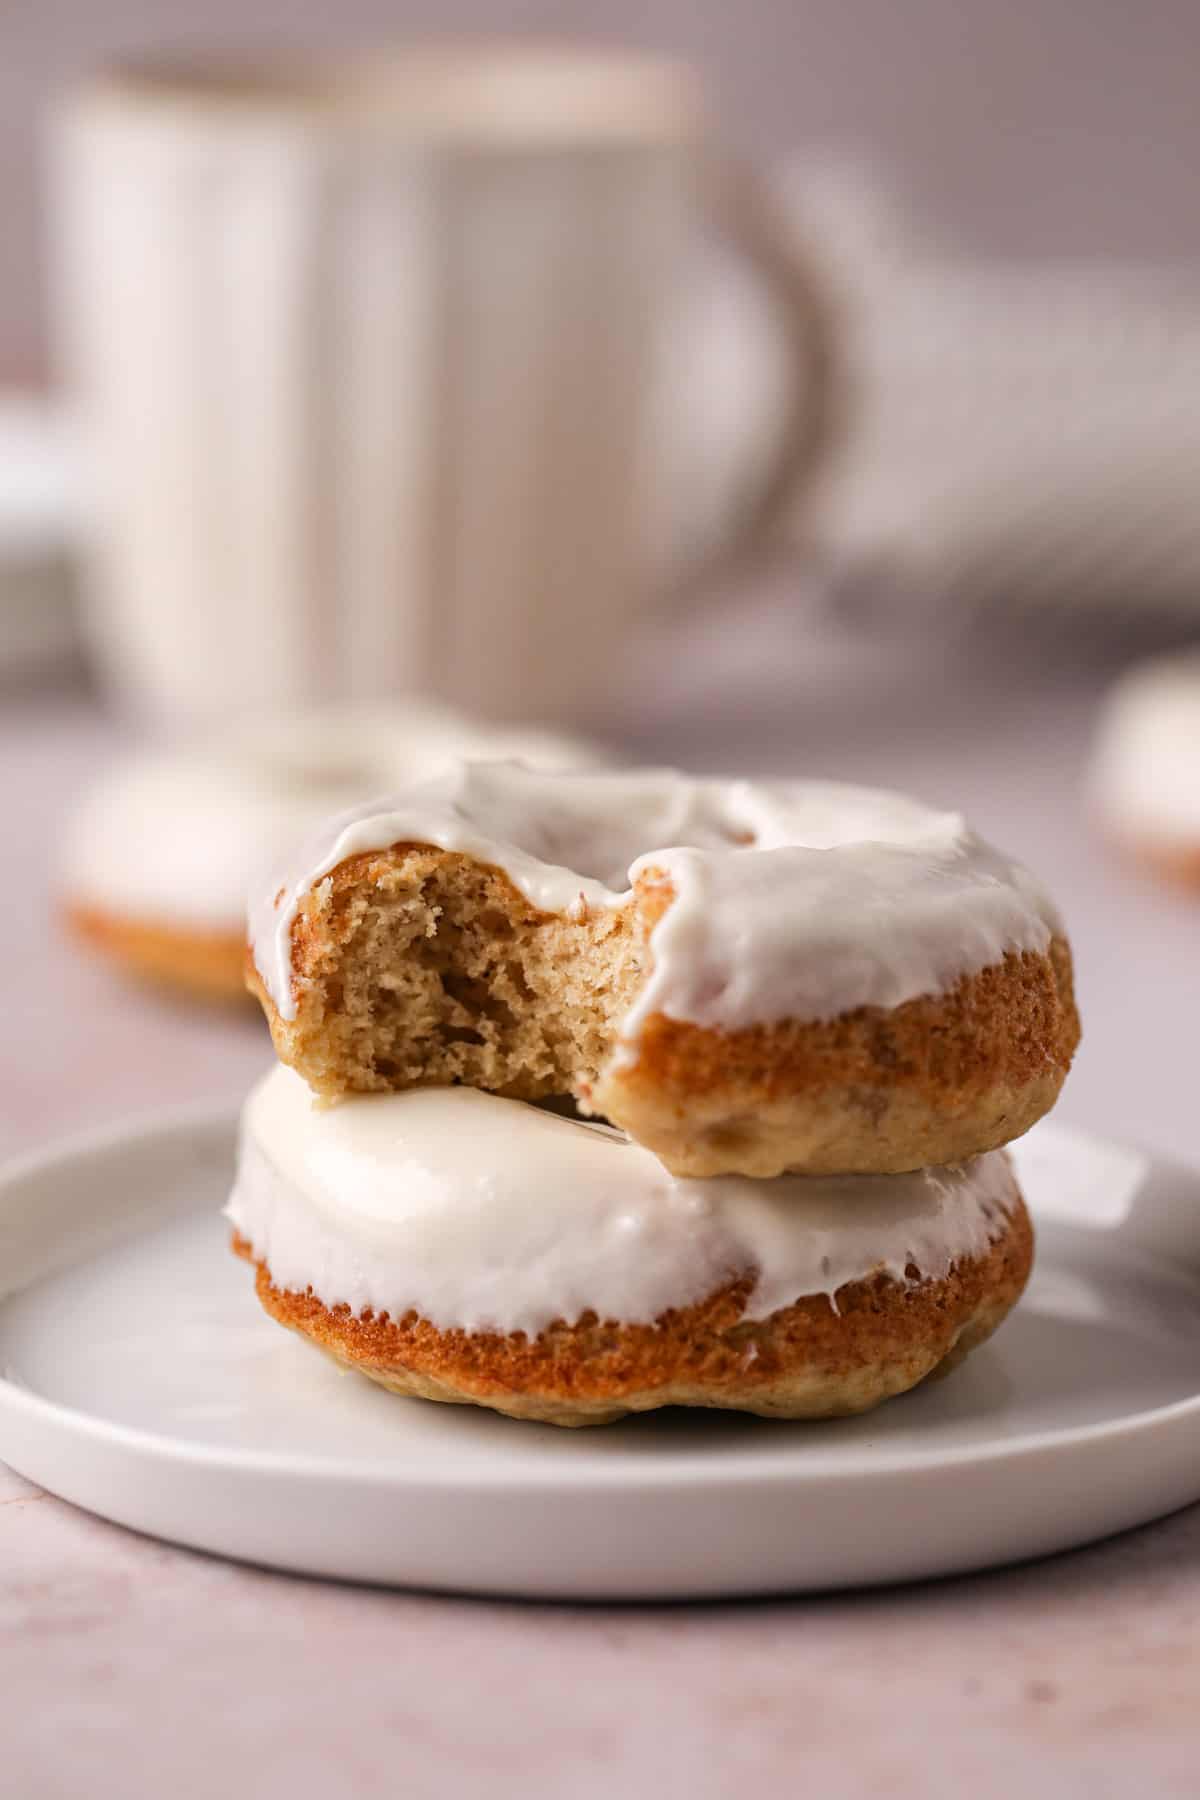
[1090, 650, 1200, 890]
[62, 704, 595, 1003]
[248, 762, 1079, 1179]
[228, 1068, 1034, 1427]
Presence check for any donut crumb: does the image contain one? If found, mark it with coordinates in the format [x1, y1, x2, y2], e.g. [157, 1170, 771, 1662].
[271, 846, 646, 1100]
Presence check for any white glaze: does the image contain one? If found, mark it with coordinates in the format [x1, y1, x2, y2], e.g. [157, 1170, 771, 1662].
[62, 705, 596, 930]
[1091, 651, 1200, 845]
[250, 761, 1059, 1042]
[227, 1067, 1021, 1334]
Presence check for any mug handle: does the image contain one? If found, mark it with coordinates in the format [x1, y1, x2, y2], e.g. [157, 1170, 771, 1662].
[671, 153, 841, 599]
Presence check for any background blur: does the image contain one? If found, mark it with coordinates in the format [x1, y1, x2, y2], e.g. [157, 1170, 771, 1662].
[7, 0, 1200, 382]
[5, 1, 1200, 1163]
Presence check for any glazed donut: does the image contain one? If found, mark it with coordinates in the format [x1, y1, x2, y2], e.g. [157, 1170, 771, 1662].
[248, 762, 1078, 1179]
[1090, 651, 1200, 891]
[62, 704, 596, 1003]
[227, 1068, 1033, 1427]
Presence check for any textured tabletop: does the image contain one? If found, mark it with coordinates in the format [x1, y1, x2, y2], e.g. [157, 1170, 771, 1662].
[4, 597, 1199, 1797]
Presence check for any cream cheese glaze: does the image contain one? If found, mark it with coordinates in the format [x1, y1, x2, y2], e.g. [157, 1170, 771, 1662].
[227, 1067, 1021, 1334]
[1091, 651, 1200, 845]
[63, 706, 595, 930]
[249, 761, 1060, 1039]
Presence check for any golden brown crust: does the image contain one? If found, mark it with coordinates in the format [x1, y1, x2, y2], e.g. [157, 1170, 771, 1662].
[247, 841, 1078, 1177]
[65, 901, 251, 1005]
[595, 936, 1080, 1176]
[231, 1196, 1034, 1427]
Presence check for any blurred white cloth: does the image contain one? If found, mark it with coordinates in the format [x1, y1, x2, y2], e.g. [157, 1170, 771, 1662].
[677, 160, 1200, 631]
[0, 395, 81, 678]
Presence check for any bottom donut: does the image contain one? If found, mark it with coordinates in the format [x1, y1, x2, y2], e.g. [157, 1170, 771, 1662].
[227, 1068, 1034, 1428]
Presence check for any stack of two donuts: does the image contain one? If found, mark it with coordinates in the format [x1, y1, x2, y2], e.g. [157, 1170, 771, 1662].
[230, 762, 1080, 1426]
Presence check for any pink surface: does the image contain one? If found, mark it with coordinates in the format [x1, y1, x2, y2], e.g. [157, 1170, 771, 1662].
[4, 1454, 1199, 1796]
[5, 620, 1200, 1790]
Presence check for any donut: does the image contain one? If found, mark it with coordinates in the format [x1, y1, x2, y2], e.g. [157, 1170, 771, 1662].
[227, 1067, 1033, 1427]
[62, 704, 596, 1003]
[247, 762, 1078, 1178]
[1090, 650, 1200, 890]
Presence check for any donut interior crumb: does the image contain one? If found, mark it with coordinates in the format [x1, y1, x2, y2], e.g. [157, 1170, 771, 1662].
[279, 846, 646, 1099]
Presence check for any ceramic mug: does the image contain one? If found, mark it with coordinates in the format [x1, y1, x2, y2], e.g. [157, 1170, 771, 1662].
[51, 49, 836, 726]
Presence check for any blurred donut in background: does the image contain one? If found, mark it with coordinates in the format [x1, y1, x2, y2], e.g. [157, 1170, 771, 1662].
[1090, 651, 1200, 891]
[60, 702, 600, 1003]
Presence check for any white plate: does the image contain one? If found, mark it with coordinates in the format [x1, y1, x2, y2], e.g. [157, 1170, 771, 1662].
[0, 1108, 1198, 1599]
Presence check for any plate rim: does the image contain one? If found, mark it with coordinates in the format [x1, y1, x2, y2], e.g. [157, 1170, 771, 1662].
[1, 1101, 1198, 1495]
